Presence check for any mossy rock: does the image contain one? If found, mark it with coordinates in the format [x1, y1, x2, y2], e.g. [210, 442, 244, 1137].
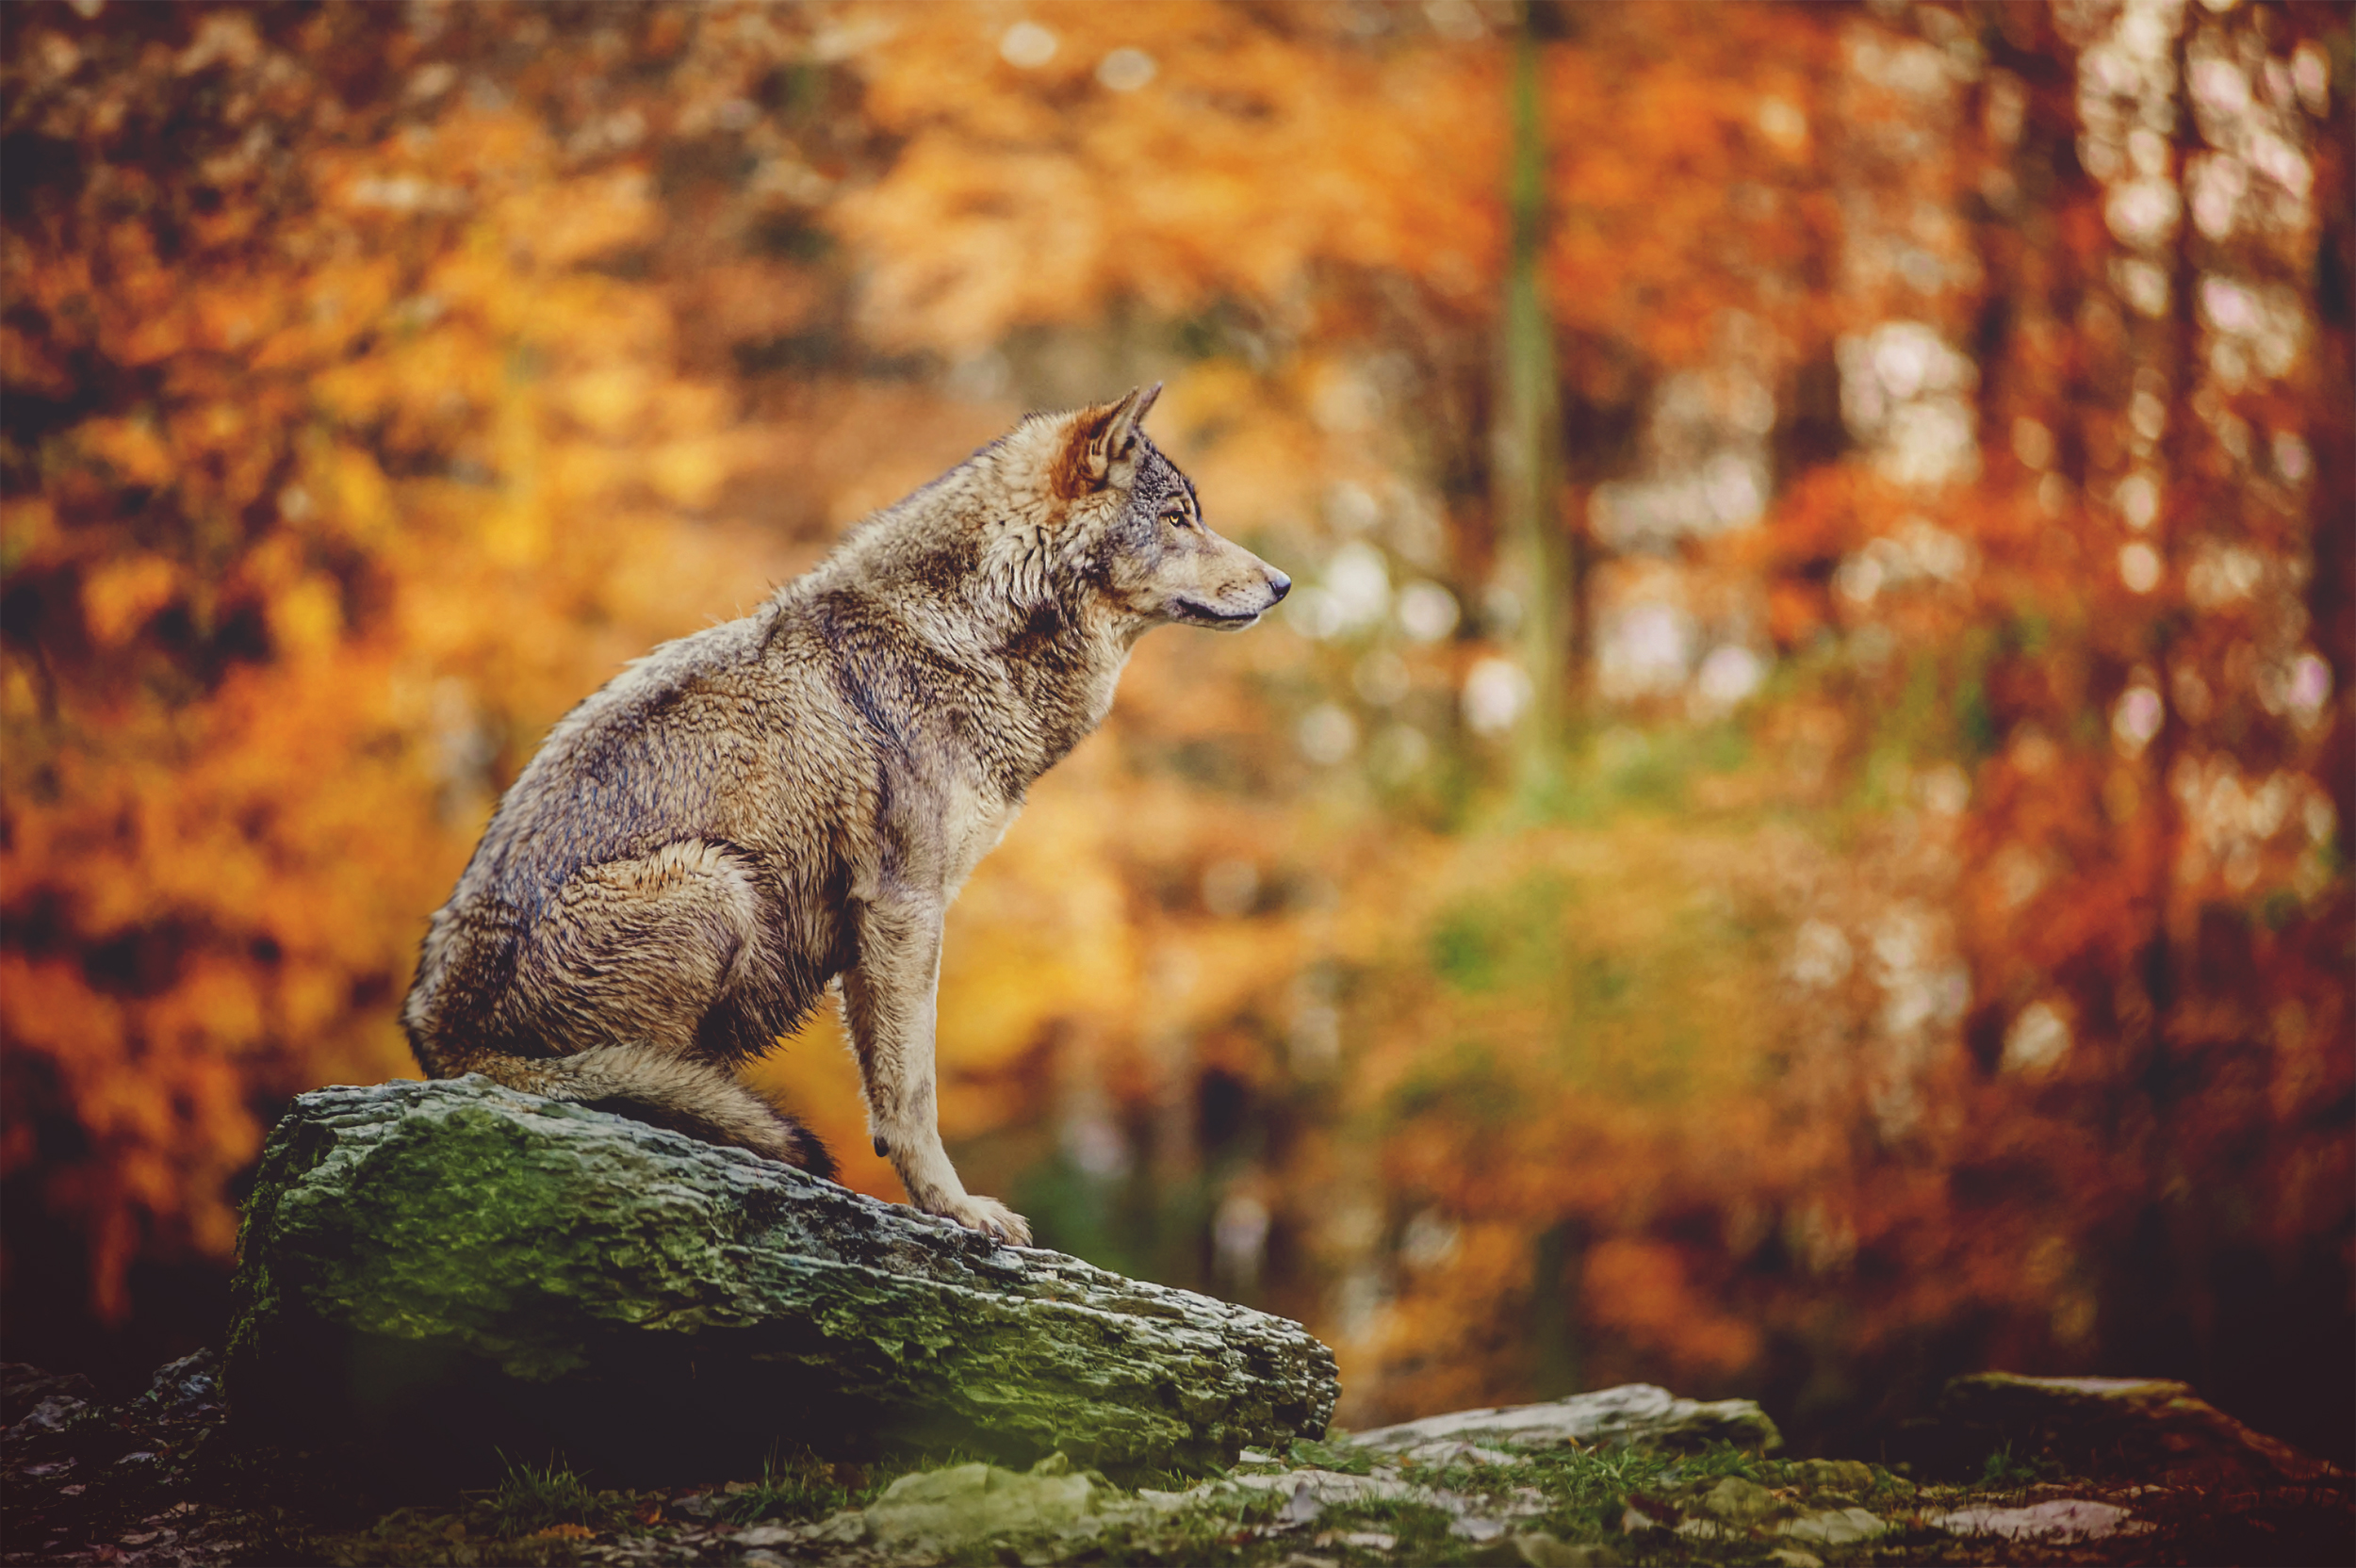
[225, 1078, 1336, 1485]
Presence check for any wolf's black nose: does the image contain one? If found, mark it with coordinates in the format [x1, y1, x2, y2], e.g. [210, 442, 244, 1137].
[1268, 570, 1292, 602]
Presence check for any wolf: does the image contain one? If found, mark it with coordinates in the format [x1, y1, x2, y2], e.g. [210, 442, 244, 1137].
[401, 386, 1288, 1243]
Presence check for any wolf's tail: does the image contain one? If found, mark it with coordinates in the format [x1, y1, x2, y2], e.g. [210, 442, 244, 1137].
[436, 1043, 837, 1180]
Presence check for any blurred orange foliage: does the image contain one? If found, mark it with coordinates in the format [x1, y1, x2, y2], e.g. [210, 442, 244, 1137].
[2, 0, 2348, 1459]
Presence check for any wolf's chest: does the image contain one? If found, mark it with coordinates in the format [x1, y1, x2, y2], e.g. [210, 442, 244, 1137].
[941, 789, 1023, 896]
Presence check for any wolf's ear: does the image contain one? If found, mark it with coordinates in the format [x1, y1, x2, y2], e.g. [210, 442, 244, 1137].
[1056, 384, 1161, 497]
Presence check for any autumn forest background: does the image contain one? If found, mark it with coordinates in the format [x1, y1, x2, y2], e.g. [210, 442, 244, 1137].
[3, 0, 2350, 1466]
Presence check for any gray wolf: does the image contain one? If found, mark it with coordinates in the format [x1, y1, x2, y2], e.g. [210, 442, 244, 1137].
[401, 387, 1289, 1242]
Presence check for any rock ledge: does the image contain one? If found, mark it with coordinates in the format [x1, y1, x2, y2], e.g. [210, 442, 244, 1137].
[1347, 1384, 1783, 1457]
[226, 1077, 1337, 1481]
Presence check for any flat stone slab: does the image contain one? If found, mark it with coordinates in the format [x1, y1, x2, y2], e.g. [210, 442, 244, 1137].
[1930, 1373, 2342, 1489]
[1343, 1383, 1782, 1456]
[225, 1078, 1336, 1481]
[1927, 1498, 2151, 1544]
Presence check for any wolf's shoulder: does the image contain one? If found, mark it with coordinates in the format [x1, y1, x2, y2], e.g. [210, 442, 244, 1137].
[553, 613, 765, 727]
[462, 611, 810, 895]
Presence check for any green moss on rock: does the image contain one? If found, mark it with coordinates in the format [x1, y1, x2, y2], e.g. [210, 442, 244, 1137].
[225, 1078, 1337, 1483]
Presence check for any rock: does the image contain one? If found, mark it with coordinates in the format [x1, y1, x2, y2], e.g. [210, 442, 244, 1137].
[1927, 1373, 2341, 1488]
[806, 1508, 870, 1544]
[1235, 1467, 1463, 1519]
[1788, 1457, 1875, 1494]
[1618, 1505, 1664, 1534]
[1321, 1530, 1399, 1553]
[1764, 1550, 1823, 1568]
[863, 1454, 1097, 1554]
[1699, 1475, 1777, 1524]
[1402, 1439, 1524, 1467]
[1277, 1480, 1323, 1527]
[133, 1349, 222, 1421]
[1471, 1533, 1622, 1567]
[1272, 1471, 1427, 1506]
[1502, 1483, 1556, 1518]
[5, 1397, 90, 1438]
[1345, 1384, 1782, 1456]
[225, 1078, 1336, 1481]
[1775, 1507, 1886, 1546]
[1928, 1498, 2151, 1544]
[729, 1523, 803, 1548]
[1, 1366, 98, 1429]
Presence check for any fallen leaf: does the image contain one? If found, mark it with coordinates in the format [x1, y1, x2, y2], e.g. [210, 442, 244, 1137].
[528, 1523, 595, 1541]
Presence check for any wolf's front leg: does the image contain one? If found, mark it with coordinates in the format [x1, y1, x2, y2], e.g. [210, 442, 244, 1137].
[843, 891, 1032, 1245]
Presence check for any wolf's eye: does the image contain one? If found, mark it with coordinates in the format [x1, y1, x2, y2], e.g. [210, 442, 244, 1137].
[1161, 506, 1194, 531]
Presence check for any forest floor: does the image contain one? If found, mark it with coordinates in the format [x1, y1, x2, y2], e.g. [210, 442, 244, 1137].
[4, 1354, 2349, 1568]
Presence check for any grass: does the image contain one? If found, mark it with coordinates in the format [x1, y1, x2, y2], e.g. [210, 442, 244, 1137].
[1312, 1496, 1468, 1560]
[1513, 1442, 1693, 1538]
[719, 1446, 870, 1524]
[262, 1435, 1916, 1566]
[1284, 1437, 1375, 1475]
[1277, 1441, 1788, 1565]
[484, 1454, 630, 1538]
[1383, 1439, 1779, 1546]
[1058, 1475, 1286, 1568]
[450, 1437, 1885, 1563]
[1978, 1441, 2053, 1489]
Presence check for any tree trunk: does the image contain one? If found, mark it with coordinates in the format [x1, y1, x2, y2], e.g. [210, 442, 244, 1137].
[1496, 2, 1571, 785]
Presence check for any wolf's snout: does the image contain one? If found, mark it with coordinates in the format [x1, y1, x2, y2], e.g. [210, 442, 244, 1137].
[1267, 569, 1292, 602]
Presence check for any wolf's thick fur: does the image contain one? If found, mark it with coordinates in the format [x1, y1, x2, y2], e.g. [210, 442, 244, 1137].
[402, 388, 1287, 1242]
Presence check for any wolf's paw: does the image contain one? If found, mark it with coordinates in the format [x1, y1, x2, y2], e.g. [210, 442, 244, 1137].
[932, 1193, 1033, 1247]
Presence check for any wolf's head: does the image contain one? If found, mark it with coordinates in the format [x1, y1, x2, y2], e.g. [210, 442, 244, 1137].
[1062, 385, 1290, 634]
[817, 389, 1290, 776]
[975, 385, 1289, 639]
